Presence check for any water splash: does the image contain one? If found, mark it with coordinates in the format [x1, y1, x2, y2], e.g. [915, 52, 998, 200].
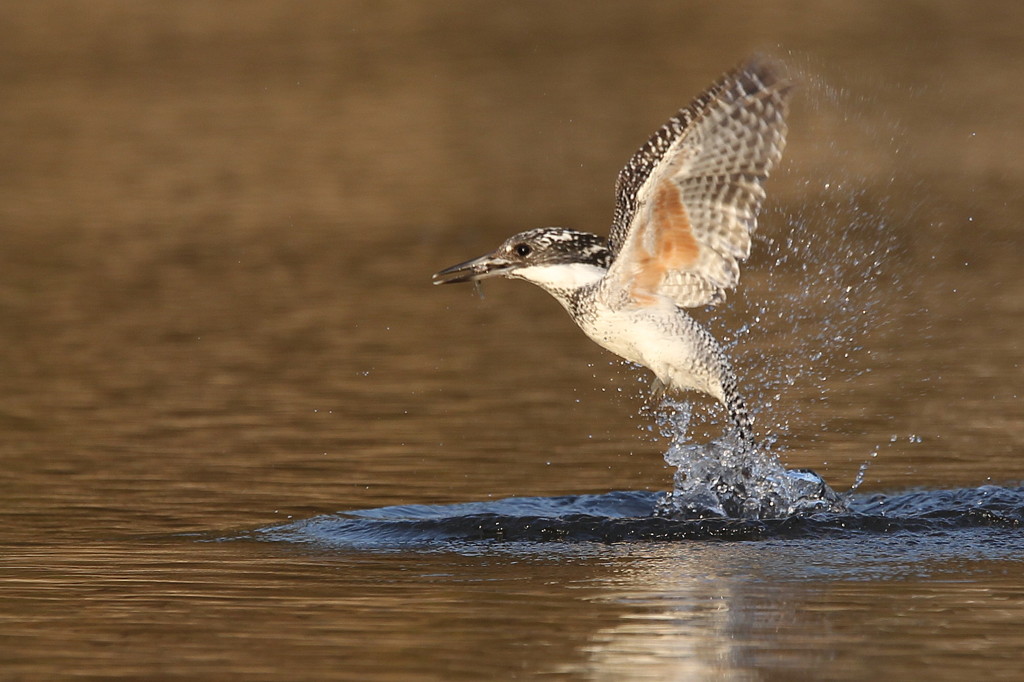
[643, 72, 904, 518]
[651, 398, 847, 520]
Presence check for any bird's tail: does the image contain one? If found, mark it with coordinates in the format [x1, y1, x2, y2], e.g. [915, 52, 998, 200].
[722, 377, 755, 445]
[651, 373, 755, 444]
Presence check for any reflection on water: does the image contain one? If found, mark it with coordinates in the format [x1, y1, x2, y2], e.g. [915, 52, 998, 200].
[568, 541, 1024, 680]
[1, 1, 1023, 679]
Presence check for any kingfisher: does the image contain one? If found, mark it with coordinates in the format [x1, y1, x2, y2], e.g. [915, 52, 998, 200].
[433, 56, 792, 442]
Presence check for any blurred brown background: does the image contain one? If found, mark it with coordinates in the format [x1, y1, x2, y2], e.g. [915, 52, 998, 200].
[1, 1, 1021, 524]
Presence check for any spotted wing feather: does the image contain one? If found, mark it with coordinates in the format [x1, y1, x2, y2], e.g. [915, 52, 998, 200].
[603, 56, 792, 309]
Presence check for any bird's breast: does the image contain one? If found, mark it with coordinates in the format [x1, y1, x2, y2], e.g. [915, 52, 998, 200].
[574, 301, 676, 367]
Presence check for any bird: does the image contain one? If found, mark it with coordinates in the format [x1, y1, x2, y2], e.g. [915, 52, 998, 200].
[432, 56, 792, 443]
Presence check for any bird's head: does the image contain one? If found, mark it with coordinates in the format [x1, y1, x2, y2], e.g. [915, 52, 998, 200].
[432, 228, 612, 293]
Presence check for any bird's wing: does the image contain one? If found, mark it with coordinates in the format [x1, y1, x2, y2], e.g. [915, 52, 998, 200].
[603, 56, 792, 309]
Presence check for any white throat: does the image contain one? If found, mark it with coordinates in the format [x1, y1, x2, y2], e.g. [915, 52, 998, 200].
[510, 263, 607, 293]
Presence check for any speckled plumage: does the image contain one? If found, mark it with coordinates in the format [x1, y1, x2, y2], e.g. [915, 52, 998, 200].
[433, 56, 792, 441]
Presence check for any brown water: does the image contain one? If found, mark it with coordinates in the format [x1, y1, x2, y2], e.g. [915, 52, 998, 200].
[2, 2, 1023, 679]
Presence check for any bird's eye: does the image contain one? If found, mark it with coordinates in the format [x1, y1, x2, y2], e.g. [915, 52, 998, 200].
[514, 243, 532, 257]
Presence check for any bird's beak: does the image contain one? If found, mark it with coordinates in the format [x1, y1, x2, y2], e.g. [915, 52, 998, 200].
[432, 253, 514, 285]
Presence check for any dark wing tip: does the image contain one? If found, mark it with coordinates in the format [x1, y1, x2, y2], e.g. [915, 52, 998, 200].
[732, 53, 797, 97]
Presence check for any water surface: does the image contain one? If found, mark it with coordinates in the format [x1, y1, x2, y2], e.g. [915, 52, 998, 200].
[1, 2, 1022, 679]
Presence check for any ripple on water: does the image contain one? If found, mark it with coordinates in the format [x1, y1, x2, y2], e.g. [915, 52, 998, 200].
[232, 484, 1024, 558]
